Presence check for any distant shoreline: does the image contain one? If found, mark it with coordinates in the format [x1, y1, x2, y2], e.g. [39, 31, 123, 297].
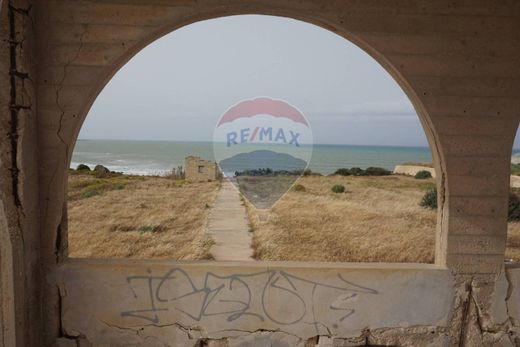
[75, 138, 431, 149]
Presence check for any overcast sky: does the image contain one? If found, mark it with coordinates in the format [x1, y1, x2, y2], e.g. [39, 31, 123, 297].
[80, 15, 520, 148]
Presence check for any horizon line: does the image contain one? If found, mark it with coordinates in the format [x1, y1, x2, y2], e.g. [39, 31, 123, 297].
[76, 138, 434, 148]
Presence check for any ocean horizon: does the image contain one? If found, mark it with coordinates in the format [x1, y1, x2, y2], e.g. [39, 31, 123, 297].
[71, 139, 436, 176]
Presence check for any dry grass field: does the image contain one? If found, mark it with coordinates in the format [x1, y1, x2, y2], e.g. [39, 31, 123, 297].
[246, 175, 520, 263]
[67, 171, 219, 259]
[67, 170, 520, 263]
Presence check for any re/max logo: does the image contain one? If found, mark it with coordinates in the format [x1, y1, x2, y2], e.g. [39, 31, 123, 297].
[227, 127, 300, 147]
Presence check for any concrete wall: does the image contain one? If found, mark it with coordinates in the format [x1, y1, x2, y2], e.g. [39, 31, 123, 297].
[0, 0, 518, 345]
[0, 1, 41, 345]
[185, 156, 218, 182]
[49, 260, 520, 346]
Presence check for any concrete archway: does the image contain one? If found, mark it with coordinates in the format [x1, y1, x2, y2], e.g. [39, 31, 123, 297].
[38, 3, 448, 266]
[26, 1, 520, 345]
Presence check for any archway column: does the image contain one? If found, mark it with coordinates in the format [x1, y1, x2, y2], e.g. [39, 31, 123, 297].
[0, 0, 42, 345]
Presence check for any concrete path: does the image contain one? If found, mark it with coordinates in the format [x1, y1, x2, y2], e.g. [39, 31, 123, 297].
[207, 179, 253, 261]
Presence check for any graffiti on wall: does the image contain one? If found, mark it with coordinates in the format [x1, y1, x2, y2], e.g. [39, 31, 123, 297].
[120, 268, 378, 333]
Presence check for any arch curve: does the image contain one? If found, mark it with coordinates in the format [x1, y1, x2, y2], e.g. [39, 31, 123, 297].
[68, 9, 441, 167]
[38, 1, 451, 269]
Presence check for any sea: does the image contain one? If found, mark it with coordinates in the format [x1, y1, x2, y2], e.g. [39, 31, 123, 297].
[71, 139, 433, 176]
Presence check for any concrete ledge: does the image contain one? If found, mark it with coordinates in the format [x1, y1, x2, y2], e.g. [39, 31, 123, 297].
[49, 259, 454, 344]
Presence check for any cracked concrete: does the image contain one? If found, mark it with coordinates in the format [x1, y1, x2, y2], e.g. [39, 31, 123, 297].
[1, 1, 42, 346]
[7, 0, 28, 235]
[49, 262, 520, 346]
[1, 1, 520, 346]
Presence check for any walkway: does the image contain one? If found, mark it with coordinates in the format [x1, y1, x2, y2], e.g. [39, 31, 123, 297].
[207, 179, 253, 261]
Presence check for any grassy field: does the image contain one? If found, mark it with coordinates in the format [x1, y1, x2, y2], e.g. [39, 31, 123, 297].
[67, 171, 220, 259]
[246, 175, 520, 263]
[67, 170, 520, 263]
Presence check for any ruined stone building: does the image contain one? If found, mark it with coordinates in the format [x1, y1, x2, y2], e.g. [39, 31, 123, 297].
[185, 156, 218, 182]
[1, 1, 520, 346]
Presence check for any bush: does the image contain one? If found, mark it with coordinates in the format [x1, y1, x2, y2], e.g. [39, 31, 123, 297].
[82, 189, 99, 199]
[349, 167, 366, 176]
[76, 164, 90, 171]
[334, 167, 390, 176]
[365, 167, 391, 176]
[509, 192, 520, 221]
[331, 184, 345, 193]
[334, 168, 351, 176]
[511, 164, 520, 176]
[292, 184, 306, 192]
[138, 225, 162, 233]
[420, 189, 520, 220]
[114, 183, 125, 190]
[420, 188, 437, 209]
[94, 164, 110, 172]
[415, 170, 432, 179]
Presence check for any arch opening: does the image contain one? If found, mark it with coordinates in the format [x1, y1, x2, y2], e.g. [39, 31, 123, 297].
[65, 14, 442, 263]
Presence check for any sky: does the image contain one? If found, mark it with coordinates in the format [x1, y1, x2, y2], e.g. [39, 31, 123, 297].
[80, 15, 520, 148]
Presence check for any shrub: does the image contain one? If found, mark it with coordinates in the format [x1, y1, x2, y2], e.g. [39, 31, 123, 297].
[94, 164, 110, 173]
[76, 164, 90, 171]
[420, 188, 437, 209]
[331, 184, 345, 193]
[292, 184, 306, 192]
[509, 192, 520, 221]
[82, 190, 99, 199]
[365, 167, 391, 176]
[349, 167, 366, 176]
[415, 170, 432, 179]
[511, 164, 520, 176]
[302, 169, 312, 176]
[114, 183, 125, 190]
[334, 168, 351, 176]
[138, 225, 162, 233]
[334, 167, 390, 176]
[420, 189, 520, 220]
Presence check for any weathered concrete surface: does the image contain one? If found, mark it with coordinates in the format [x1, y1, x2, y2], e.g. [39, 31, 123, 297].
[207, 179, 253, 261]
[0, 0, 518, 346]
[394, 165, 436, 178]
[51, 261, 456, 345]
[48, 261, 520, 346]
[32, 0, 520, 281]
[507, 267, 520, 328]
[0, 1, 42, 345]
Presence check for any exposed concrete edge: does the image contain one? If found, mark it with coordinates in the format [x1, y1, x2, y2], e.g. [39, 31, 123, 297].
[57, 257, 446, 271]
[48, 259, 457, 344]
[0, 199, 16, 347]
